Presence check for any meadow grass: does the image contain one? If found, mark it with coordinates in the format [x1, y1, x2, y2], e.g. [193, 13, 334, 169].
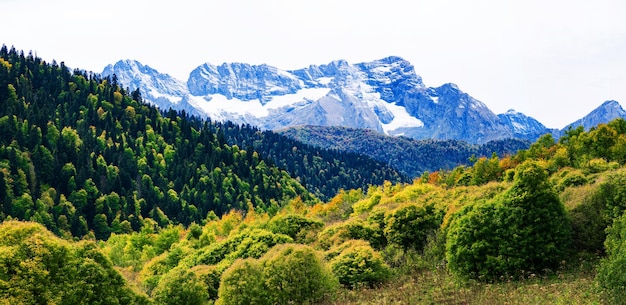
[325, 254, 602, 305]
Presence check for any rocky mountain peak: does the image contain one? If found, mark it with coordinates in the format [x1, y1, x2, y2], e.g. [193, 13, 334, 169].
[101, 58, 623, 145]
[562, 100, 626, 133]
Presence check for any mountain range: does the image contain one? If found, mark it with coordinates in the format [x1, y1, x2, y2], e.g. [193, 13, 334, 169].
[102, 57, 625, 145]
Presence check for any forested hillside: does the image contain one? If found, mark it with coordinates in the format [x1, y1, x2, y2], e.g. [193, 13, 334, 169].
[0, 46, 320, 239]
[213, 122, 408, 200]
[279, 125, 531, 177]
[0, 46, 411, 240]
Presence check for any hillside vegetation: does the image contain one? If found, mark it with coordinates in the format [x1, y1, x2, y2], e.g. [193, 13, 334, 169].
[3, 46, 626, 304]
[0, 46, 407, 239]
[279, 125, 530, 177]
[217, 122, 409, 200]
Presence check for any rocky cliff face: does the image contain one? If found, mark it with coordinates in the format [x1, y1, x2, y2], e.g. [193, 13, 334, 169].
[102, 57, 623, 144]
[498, 109, 556, 141]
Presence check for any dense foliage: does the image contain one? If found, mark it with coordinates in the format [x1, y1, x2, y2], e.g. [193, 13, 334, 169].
[597, 211, 626, 304]
[220, 122, 409, 200]
[446, 161, 571, 280]
[0, 221, 148, 304]
[216, 244, 337, 305]
[326, 240, 391, 288]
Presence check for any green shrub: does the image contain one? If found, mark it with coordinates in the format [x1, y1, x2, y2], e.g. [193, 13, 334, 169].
[554, 168, 588, 191]
[152, 266, 210, 305]
[140, 245, 190, 293]
[266, 213, 324, 243]
[383, 203, 442, 251]
[261, 244, 337, 304]
[567, 169, 626, 254]
[352, 192, 382, 214]
[182, 228, 292, 267]
[329, 241, 392, 288]
[446, 161, 571, 281]
[596, 211, 626, 305]
[216, 244, 337, 305]
[324, 239, 372, 261]
[596, 170, 626, 221]
[318, 219, 383, 250]
[0, 221, 149, 305]
[586, 158, 610, 173]
[191, 265, 222, 302]
[568, 193, 608, 253]
[215, 258, 266, 305]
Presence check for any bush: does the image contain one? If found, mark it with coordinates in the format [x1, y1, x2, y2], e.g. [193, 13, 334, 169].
[216, 244, 337, 305]
[595, 170, 626, 221]
[568, 193, 608, 253]
[596, 211, 626, 304]
[266, 214, 324, 243]
[0, 221, 149, 304]
[152, 266, 210, 305]
[216, 259, 266, 305]
[383, 203, 442, 251]
[140, 245, 190, 293]
[446, 161, 571, 281]
[567, 169, 626, 254]
[317, 219, 384, 250]
[324, 239, 372, 261]
[261, 244, 337, 304]
[329, 241, 392, 288]
[191, 265, 223, 302]
[553, 168, 588, 191]
[182, 228, 292, 267]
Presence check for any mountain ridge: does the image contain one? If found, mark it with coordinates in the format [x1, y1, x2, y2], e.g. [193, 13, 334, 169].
[102, 57, 625, 144]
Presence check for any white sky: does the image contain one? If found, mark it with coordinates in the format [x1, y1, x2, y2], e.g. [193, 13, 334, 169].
[2, 0, 626, 129]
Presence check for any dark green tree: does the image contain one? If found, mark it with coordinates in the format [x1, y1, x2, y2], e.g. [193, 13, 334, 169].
[446, 160, 571, 281]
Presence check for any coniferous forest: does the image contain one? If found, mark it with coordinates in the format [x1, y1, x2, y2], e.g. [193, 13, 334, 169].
[2, 47, 626, 304]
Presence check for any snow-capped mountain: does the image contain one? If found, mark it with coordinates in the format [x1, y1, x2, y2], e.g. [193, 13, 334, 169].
[498, 109, 556, 141]
[101, 57, 622, 144]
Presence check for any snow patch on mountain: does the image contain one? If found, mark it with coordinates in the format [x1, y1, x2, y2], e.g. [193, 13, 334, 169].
[100, 56, 619, 144]
[266, 88, 330, 110]
[381, 103, 424, 133]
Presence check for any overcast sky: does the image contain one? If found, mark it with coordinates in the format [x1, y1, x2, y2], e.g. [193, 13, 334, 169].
[3, 0, 625, 128]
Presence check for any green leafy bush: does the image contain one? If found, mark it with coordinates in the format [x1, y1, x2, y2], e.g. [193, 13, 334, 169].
[568, 193, 608, 253]
[383, 203, 442, 251]
[317, 219, 383, 250]
[261, 244, 337, 304]
[567, 169, 626, 254]
[216, 258, 266, 305]
[446, 161, 571, 281]
[139, 245, 190, 294]
[324, 239, 372, 261]
[182, 228, 292, 268]
[216, 244, 337, 305]
[329, 241, 391, 288]
[152, 266, 210, 305]
[553, 168, 588, 191]
[191, 265, 222, 302]
[266, 213, 324, 243]
[595, 170, 626, 221]
[596, 211, 626, 304]
[0, 221, 149, 304]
